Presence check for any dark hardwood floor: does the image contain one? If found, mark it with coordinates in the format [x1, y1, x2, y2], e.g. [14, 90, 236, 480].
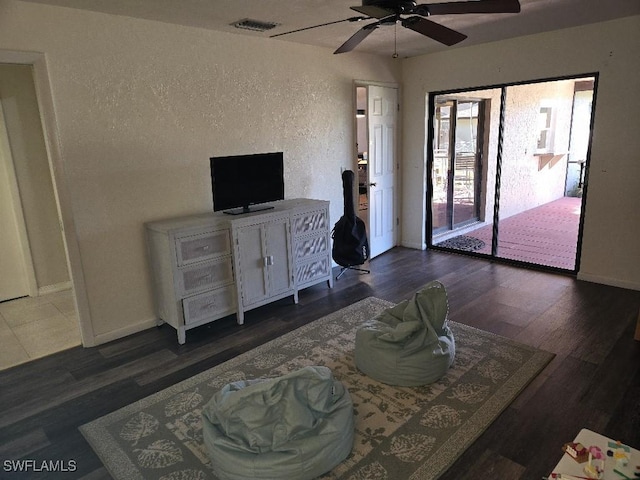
[1, 247, 639, 479]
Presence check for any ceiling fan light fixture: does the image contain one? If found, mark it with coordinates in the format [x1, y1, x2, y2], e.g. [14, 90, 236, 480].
[231, 18, 279, 32]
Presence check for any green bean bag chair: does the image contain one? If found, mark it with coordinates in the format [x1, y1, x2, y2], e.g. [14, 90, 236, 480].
[355, 281, 455, 386]
[201, 365, 354, 480]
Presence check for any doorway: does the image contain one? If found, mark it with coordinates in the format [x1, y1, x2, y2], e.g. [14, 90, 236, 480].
[0, 62, 80, 370]
[565, 82, 594, 197]
[354, 83, 399, 259]
[428, 75, 597, 272]
[0, 99, 33, 302]
[432, 98, 485, 235]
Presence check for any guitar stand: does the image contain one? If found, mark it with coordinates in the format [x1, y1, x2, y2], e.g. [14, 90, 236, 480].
[336, 265, 370, 280]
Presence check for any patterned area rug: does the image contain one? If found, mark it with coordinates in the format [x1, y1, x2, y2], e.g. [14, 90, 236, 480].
[80, 297, 553, 480]
[436, 235, 486, 252]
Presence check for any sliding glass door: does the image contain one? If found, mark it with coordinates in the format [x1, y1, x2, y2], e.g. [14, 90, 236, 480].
[428, 75, 596, 272]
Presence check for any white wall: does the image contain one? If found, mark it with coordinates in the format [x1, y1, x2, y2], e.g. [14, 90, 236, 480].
[0, 0, 401, 344]
[500, 80, 574, 218]
[402, 16, 640, 290]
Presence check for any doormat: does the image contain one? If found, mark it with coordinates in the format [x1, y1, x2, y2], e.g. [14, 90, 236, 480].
[436, 235, 486, 251]
[80, 297, 553, 480]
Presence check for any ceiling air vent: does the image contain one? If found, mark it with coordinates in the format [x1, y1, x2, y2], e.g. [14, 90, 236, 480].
[231, 19, 279, 32]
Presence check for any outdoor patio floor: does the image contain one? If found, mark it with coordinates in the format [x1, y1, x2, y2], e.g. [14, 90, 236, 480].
[438, 196, 582, 270]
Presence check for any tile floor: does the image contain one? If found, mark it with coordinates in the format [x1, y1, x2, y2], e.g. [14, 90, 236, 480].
[0, 289, 81, 371]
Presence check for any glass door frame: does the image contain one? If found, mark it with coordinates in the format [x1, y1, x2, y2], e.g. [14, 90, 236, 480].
[431, 96, 485, 235]
[425, 72, 599, 274]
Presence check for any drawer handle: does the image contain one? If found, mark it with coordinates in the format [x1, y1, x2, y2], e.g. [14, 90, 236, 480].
[205, 302, 216, 309]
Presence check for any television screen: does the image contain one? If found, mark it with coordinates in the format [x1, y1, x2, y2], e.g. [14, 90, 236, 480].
[210, 152, 284, 215]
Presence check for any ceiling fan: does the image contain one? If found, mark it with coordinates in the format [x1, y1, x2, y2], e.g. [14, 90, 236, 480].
[271, 0, 521, 54]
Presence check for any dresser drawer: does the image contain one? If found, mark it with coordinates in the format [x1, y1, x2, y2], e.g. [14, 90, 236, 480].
[294, 233, 329, 260]
[177, 256, 234, 296]
[296, 256, 331, 287]
[182, 286, 236, 325]
[176, 230, 231, 266]
[292, 209, 328, 238]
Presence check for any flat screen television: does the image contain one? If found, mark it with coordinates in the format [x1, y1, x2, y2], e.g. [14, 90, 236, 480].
[210, 152, 284, 215]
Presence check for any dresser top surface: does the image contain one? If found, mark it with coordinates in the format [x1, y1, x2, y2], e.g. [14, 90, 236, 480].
[145, 198, 328, 233]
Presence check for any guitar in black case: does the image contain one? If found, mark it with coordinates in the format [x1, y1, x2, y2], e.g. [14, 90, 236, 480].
[332, 170, 370, 280]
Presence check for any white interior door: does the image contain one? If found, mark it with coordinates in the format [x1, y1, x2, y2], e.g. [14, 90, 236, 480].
[0, 101, 32, 301]
[367, 85, 398, 258]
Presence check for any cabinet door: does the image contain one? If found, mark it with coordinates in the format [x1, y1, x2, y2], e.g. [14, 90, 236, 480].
[265, 218, 293, 297]
[237, 224, 268, 306]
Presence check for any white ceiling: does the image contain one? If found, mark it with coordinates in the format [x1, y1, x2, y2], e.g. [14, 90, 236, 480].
[20, 0, 640, 58]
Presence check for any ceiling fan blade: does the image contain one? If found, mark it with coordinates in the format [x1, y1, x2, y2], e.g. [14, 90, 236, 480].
[417, 0, 521, 16]
[350, 5, 394, 19]
[334, 22, 379, 54]
[401, 16, 467, 46]
[270, 16, 368, 38]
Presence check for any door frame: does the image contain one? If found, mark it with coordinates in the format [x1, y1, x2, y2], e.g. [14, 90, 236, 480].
[426, 73, 599, 274]
[353, 80, 401, 258]
[431, 97, 486, 235]
[0, 50, 95, 346]
[0, 99, 38, 298]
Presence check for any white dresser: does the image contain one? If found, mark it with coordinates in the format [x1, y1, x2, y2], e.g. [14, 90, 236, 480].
[145, 199, 332, 343]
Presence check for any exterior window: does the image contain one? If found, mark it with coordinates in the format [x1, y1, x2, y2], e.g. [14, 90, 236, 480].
[536, 105, 555, 153]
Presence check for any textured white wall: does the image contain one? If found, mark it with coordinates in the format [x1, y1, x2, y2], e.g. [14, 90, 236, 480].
[402, 16, 640, 290]
[0, 0, 400, 342]
[500, 80, 574, 219]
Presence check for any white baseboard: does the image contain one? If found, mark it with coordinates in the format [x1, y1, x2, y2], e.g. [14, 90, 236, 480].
[401, 241, 426, 250]
[577, 272, 640, 292]
[38, 281, 73, 295]
[92, 317, 159, 346]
